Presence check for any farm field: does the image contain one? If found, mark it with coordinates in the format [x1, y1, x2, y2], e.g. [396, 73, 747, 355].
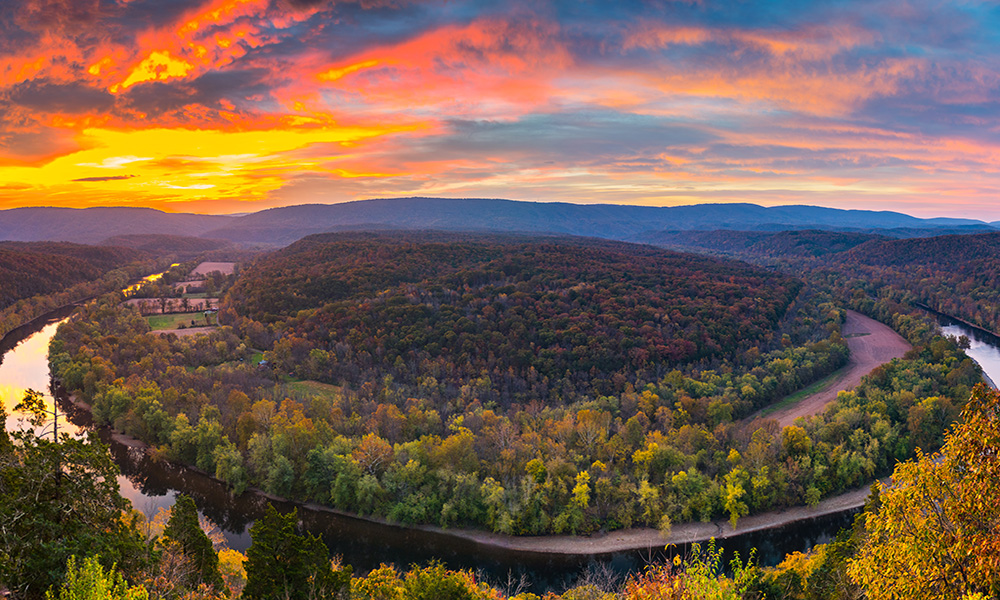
[189, 261, 236, 276]
[146, 311, 216, 330]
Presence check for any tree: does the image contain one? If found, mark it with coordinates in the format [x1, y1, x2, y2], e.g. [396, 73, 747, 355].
[403, 561, 474, 600]
[0, 404, 151, 598]
[45, 555, 149, 600]
[162, 494, 225, 592]
[848, 384, 1000, 599]
[243, 504, 350, 600]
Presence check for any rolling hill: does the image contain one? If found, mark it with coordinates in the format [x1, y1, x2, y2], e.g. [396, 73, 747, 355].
[0, 198, 991, 247]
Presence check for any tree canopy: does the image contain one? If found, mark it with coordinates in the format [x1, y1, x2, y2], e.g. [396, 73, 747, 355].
[848, 384, 1000, 599]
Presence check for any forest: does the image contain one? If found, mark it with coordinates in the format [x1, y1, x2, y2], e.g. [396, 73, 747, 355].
[0, 242, 142, 310]
[3, 379, 997, 599]
[0, 245, 162, 343]
[652, 228, 1000, 340]
[224, 233, 804, 400]
[0, 224, 995, 598]
[44, 234, 982, 538]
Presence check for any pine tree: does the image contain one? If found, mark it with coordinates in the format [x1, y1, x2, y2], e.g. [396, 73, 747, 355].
[243, 504, 350, 600]
[162, 494, 225, 592]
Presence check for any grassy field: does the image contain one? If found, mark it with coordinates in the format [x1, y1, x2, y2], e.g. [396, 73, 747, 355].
[760, 368, 846, 417]
[283, 379, 342, 402]
[190, 261, 236, 276]
[147, 312, 216, 330]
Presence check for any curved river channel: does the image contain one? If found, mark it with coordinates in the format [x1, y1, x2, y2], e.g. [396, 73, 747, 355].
[5, 304, 992, 592]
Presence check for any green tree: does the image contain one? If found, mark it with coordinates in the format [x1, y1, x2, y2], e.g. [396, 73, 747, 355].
[403, 561, 474, 600]
[162, 494, 225, 592]
[848, 384, 1000, 599]
[0, 404, 151, 598]
[243, 504, 350, 600]
[45, 555, 149, 600]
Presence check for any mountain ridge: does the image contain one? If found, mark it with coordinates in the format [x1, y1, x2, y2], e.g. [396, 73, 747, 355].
[0, 198, 991, 246]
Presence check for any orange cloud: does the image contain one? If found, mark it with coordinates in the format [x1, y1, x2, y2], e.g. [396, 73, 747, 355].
[310, 17, 573, 118]
[112, 51, 194, 92]
[318, 60, 381, 82]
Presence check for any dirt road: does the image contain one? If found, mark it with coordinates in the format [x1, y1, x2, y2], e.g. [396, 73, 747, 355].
[766, 310, 911, 427]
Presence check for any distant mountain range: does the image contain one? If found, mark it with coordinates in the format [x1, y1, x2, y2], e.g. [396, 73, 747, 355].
[0, 198, 994, 246]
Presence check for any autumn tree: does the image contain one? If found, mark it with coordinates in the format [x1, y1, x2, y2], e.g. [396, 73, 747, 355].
[45, 555, 149, 600]
[848, 384, 1000, 599]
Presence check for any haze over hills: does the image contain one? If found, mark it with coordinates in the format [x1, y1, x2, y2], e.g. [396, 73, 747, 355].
[0, 198, 993, 246]
[0, 206, 232, 244]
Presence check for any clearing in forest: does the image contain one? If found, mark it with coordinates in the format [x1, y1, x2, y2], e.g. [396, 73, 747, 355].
[189, 261, 236, 276]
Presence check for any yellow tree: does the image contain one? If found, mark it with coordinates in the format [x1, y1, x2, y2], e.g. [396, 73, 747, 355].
[848, 384, 1000, 599]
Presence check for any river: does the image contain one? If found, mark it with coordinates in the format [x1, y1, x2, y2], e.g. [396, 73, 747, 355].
[939, 319, 1000, 388]
[12, 304, 991, 592]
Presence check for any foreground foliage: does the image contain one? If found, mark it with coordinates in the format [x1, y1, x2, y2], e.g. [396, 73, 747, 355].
[847, 384, 1000, 599]
[0, 405, 151, 598]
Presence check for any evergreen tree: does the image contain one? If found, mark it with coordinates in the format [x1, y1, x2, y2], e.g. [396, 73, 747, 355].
[0, 403, 151, 598]
[243, 504, 350, 600]
[161, 494, 225, 592]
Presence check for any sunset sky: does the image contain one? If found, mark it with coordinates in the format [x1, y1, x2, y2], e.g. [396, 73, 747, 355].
[2, 0, 999, 218]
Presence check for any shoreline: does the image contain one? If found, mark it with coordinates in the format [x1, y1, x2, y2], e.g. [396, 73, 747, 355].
[915, 302, 1000, 389]
[0, 302, 82, 355]
[66, 391, 875, 557]
[400, 483, 875, 555]
[916, 301, 1000, 341]
[758, 310, 911, 428]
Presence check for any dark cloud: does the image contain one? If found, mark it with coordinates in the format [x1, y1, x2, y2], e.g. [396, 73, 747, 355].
[118, 68, 275, 119]
[424, 111, 716, 164]
[72, 174, 137, 182]
[5, 79, 114, 114]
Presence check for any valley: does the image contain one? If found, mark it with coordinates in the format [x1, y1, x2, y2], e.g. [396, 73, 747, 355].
[2, 199, 998, 598]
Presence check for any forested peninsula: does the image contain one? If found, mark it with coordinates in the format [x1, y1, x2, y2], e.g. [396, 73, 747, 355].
[48, 234, 979, 537]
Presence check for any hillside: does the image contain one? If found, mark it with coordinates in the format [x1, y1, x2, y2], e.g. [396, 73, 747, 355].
[0, 242, 142, 309]
[0, 206, 232, 244]
[225, 233, 803, 400]
[839, 231, 1000, 267]
[0, 199, 990, 247]
[202, 199, 987, 246]
[99, 234, 234, 255]
[644, 229, 888, 258]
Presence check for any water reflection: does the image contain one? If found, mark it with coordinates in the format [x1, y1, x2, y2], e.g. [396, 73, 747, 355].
[122, 265, 177, 297]
[940, 320, 1000, 385]
[0, 314, 80, 437]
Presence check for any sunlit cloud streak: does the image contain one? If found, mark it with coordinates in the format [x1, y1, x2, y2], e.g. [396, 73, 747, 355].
[1, 0, 1000, 217]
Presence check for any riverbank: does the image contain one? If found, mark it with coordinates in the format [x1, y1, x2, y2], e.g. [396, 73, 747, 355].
[760, 309, 911, 427]
[0, 303, 81, 356]
[64, 388, 876, 557]
[916, 303, 1000, 388]
[407, 482, 876, 555]
[915, 302, 1000, 341]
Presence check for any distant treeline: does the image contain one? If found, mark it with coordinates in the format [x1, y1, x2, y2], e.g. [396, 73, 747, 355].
[0, 242, 161, 341]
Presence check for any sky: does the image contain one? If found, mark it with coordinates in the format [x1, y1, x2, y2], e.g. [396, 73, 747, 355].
[2, 0, 1000, 218]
